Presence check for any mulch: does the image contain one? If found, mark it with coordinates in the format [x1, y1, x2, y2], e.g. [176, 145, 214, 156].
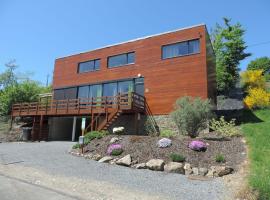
[84, 133, 246, 169]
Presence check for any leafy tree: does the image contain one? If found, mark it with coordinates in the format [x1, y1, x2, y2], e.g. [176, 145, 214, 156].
[211, 18, 251, 94]
[0, 60, 18, 89]
[247, 57, 270, 74]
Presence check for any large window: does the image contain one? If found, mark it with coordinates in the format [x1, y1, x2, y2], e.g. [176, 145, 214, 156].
[118, 81, 133, 93]
[78, 59, 100, 73]
[54, 87, 77, 100]
[162, 39, 200, 59]
[103, 82, 117, 97]
[108, 52, 135, 68]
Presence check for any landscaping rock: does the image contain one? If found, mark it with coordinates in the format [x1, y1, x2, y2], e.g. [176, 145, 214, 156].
[116, 154, 132, 166]
[110, 137, 120, 144]
[146, 159, 165, 171]
[209, 166, 234, 177]
[157, 138, 172, 148]
[113, 127, 124, 135]
[109, 158, 118, 165]
[135, 163, 147, 169]
[192, 167, 199, 176]
[98, 156, 113, 163]
[199, 167, 208, 176]
[184, 163, 193, 175]
[164, 162, 184, 174]
[188, 140, 207, 151]
[92, 154, 102, 161]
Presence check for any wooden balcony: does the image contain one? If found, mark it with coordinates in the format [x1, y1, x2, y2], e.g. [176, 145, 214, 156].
[11, 92, 145, 117]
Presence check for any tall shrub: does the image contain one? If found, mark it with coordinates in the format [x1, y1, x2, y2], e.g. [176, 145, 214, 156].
[171, 96, 213, 137]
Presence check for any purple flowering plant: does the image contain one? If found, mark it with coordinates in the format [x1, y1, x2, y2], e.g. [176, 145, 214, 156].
[107, 144, 123, 155]
[188, 140, 207, 151]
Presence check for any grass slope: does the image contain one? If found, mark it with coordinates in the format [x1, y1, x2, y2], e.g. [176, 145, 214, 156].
[241, 109, 270, 199]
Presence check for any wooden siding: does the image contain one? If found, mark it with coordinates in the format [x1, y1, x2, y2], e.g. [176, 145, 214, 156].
[53, 25, 212, 115]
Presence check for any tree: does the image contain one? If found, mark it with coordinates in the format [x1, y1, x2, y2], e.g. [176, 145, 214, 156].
[211, 18, 251, 94]
[247, 57, 270, 74]
[0, 59, 18, 89]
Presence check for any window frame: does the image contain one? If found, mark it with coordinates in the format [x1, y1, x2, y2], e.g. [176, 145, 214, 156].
[161, 38, 200, 60]
[77, 59, 101, 73]
[107, 52, 135, 68]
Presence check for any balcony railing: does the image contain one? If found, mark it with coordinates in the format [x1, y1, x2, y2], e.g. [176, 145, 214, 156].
[11, 92, 145, 117]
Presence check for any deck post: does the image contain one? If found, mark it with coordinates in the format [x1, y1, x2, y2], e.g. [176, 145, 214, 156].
[134, 112, 139, 135]
[72, 116, 77, 142]
[39, 115, 43, 142]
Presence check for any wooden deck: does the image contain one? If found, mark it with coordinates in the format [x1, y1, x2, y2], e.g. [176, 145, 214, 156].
[11, 92, 145, 117]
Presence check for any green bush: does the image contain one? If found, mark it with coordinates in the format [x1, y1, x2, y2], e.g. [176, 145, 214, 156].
[160, 129, 175, 138]
[210, 116, 241, 137]
[171, 96, 213, 137]
[215, 154, 225, 163]
[84, 131, 107, 145]
[72, 143, 80, 149]
[170, 153, 185, 162]
[111, 149, 123, 156]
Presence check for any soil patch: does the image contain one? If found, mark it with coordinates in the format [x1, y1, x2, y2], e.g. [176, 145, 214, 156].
[83, 134, 246, 169]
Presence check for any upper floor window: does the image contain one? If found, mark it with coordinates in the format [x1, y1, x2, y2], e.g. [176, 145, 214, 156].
[108, 52, 135, 68]
[78, 59, 100, 73]
[162, 39, 200, 59]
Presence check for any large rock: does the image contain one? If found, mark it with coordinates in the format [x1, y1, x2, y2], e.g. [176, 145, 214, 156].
[113, 127, 124, 135]
[116, 154, 132, 166]
[110, 137, 120, 144]
[199, 168, 208, 176]
[92, 154, 102, 161]
[208, 166, 234, 177]
[146, 159, 165, 171]
[184, 163, 193, 175]
[134, 163, 147, 169]
[98, 156, 113, 163]
[157, 138, 172, 148]
[164, 162, 184, 174]
[192, 167, 199, 176]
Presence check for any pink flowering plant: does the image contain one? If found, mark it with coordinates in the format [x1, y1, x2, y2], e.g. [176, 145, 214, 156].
[107, 144, 123, 156]
[188, 140, 207, 152]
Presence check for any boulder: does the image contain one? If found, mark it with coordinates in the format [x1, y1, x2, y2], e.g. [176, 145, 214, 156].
[110, 137, 120, 144]
[98, 156, 113, 163]
[113, 127, 125, 135]
[92, 154, 102, 161]
[109, 158, 118, 165]
[184, 163, 193, 175]
[199, 168, 208, 176]
[192, 167, 199, 176]
[164, 162, 184, 174]
[146, 159, 165, 171]
[209, 166, 234, 177]
[135, 163, 147, 169]
[157, 138, 172, 148]
[116, 154, 132, 166]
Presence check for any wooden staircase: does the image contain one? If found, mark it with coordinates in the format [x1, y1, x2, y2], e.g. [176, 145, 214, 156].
[97, 109, 123, 131]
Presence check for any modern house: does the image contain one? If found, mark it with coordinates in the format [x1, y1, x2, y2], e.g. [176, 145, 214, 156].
[12, 24, 216, 141]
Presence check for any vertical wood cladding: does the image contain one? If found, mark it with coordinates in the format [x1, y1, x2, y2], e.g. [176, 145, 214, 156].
[53, 25, 215, 115]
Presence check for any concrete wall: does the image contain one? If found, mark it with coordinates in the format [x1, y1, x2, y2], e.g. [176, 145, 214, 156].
[48, 117, 74, 141]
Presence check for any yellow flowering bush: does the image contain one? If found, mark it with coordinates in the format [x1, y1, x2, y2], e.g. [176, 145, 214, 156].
[241, 70, 266, 90]
[244, 87, 270, 109]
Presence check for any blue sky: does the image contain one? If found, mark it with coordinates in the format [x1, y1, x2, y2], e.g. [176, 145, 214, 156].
[0, 0, 270, 85]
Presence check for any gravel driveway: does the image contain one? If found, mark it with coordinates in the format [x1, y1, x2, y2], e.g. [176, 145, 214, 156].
[0, 142, 233, 200]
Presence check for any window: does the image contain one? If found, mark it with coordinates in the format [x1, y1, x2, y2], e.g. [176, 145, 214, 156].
[78, 59, 100, 73]
[103, 82, 117, 96]
[162, 39, 200, 59]
[118, 81, 133, 94]
[90, 84, 102, 98]
[108, 52, 135, 68]
[54, 87, 77, 100]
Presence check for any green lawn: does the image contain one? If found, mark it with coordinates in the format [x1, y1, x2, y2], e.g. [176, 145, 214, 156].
[241, 109, 270, 200]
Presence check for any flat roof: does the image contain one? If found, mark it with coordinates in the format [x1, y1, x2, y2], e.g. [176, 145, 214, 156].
[56, 23, 205, 60]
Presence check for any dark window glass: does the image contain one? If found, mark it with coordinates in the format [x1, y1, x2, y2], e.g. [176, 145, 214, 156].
[118, 81, 133, 94]
[162, 39, 200, 59]
[64, 87, 77, 99]
[108, 52, 135, 68]
[103, 82, 117, 96]
[54, 89, 65, 100]
[78, 59, 100, 73]
[78, 86, 90, 99]
[135, 78, 144, 96]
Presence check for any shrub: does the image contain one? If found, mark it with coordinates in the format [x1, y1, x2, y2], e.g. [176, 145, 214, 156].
[241, 70, 266, 90]
[107, 144, 123, 156]
[144, 117, 159, 137]
[188, 140, 207, 151]
[84, 131, 106, 145]
[111, 149, 123, 156]
[215, 154, 225, 163]
[72, 143, 80, 149]
[244, 87, 270, 109]
[170, 153, 185, 162]
[171, 96, 213, 137]
[160, 129, 175, 138]
[210, 116, 240, 137]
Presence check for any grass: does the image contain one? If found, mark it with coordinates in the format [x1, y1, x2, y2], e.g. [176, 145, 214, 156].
[215, 153, 225, 163]
[241, 109, 270, 199]
[170, 153, 185, 162]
